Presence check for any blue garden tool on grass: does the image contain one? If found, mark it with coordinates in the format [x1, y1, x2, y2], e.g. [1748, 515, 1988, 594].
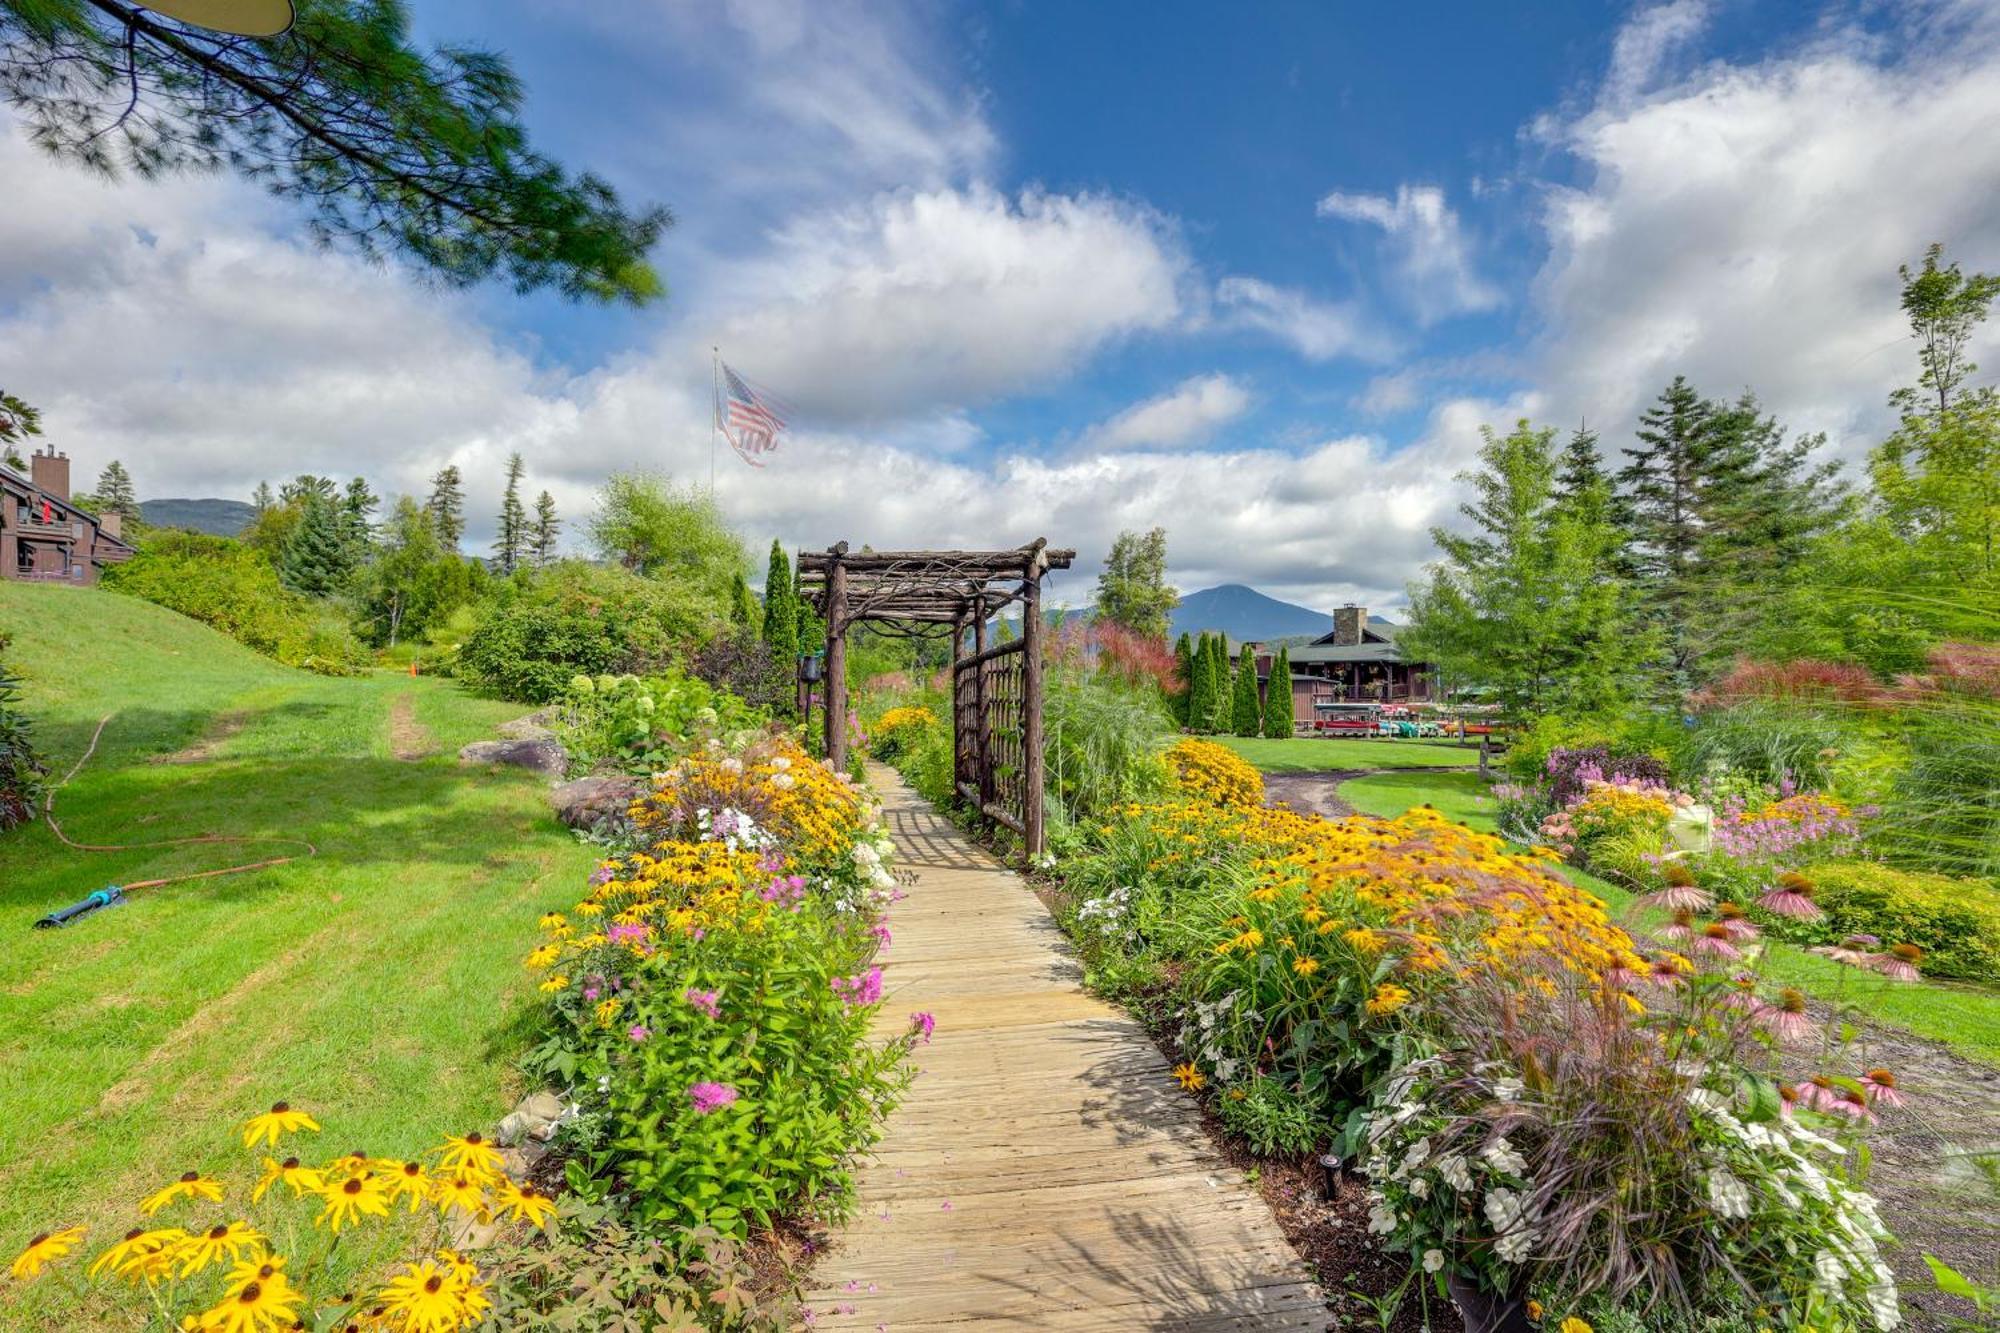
[36, 885, 126, 929]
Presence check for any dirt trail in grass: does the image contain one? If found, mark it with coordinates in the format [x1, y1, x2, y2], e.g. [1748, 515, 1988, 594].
[388, 692, 436, 760]
[1262, 770, 1366, 819]
[150, 711, 250, 765]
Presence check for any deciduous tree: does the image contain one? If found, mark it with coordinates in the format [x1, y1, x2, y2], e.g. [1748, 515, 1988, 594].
[1093, 527, 1178, 641]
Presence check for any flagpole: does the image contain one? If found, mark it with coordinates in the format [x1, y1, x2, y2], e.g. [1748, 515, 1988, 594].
[710, 347, 720, 495]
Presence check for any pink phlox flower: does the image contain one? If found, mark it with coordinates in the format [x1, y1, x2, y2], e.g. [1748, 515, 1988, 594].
[832, 967, 885, 1007]
[684, 988, 722, 1019]
[909, 1011, 936, 1044]
[628, 1024, 650, 1043]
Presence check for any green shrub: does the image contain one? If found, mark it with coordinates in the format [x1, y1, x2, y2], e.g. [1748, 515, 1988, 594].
[1214, 1076, 1328, 1157]
[0, 633, 46, 833]
[549, 670, 766, 777]
[1771, 860, 2000, 983]
[102, 531, 369, 674]
[456, 561, 724, 703]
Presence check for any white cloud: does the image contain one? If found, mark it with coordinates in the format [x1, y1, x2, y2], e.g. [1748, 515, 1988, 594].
[1316, 184, 1502, 324]
[1214, 275, 1381, 361]
[1603, 0, 1711, 105]
[1531, 1, 2000, 455]
[709, 185, 1191, 422]
[1082, 374, 1251, 452]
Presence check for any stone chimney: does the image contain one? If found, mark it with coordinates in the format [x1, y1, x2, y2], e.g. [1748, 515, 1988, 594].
[1332, 605, 1366, 647]
[30, 447, 69, 502]
[100, 510, 123, 540]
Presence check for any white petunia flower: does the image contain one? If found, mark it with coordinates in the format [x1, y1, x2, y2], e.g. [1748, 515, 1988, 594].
[1435, 1154, 1474, 1193]
[1422, 1249, 1445, 1273]
[1481, 1137, 1527, 1176]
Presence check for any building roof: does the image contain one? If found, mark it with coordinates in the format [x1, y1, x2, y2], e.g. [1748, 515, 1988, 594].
[1, 463, 137, 555]
[1287, 640, 1409, 666]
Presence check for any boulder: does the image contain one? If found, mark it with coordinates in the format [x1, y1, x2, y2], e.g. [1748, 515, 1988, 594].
[552, 775, 646, 831]
[498, 710, 559, 742]
[520, 1091, 565, 1122]
[458, 738, 566, 778]
[496, 1111, 534, 1148]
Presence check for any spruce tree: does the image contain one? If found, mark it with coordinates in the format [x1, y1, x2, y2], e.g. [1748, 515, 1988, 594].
[530, 491, 561, 566]
[1262, 646, 1294, 738]
[1171, 632, 1194, 727]
[730, 571, 754, 627]
[338, 477, 379, 563]
[425, 465, 466, 552]
[94, 460, 140, 522]
[278, 492, 350, 596]
[1231, 645, 1262, 737]
[495, 452, 529, 573]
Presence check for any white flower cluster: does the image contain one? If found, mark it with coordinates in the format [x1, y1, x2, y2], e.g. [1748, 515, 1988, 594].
[1175, 991, 1254, 1084]
[694, 805, 777, 853]
[1074, 887, 1139, 947]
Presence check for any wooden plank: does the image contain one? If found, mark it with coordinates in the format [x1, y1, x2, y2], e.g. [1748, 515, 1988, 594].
[808, 765, 1324, 1328]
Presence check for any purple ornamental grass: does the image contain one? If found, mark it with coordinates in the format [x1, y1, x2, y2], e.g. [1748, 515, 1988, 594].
[688, 1081, 739, 1115]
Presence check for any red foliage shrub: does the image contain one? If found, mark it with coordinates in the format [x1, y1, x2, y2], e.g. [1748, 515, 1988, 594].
[1692, 657, 1886, 709]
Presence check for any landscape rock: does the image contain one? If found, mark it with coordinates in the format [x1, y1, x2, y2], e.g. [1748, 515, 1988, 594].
[496, 1111, 533, 1147]
[498, 709, 559, 742]
[521, 1091, 565, 1122]
[458, 737, 566, 778]
[552, 775, 645, 830]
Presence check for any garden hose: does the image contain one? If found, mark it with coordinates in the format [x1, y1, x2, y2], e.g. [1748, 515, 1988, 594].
[30, 712, 318, 929]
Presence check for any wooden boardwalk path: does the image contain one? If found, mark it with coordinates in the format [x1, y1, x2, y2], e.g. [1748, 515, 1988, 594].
[807, 765, 1326, 1330]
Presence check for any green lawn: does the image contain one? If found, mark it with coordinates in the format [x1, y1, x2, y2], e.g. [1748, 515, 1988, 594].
[0, 583, 595, 1326]
[1338, 770, 1498, 830]
[1216, 734, 1480, 771]
[1328, 762, 2000, 1066]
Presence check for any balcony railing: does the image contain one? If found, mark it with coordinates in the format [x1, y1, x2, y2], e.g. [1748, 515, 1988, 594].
[13, 570, 84, 584]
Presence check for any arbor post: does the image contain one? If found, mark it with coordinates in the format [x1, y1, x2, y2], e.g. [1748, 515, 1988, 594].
[823, 543, 849, 769]
[1021, 566, 1046, 858]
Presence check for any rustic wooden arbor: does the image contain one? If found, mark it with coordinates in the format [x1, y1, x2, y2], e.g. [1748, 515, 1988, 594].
[798, 540, 1074, 857]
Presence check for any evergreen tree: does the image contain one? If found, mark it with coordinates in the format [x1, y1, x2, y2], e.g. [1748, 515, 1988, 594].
[251, 480, 274, 514]
[280, 474, 338, 505]
[1187, 632, 1215, 732]
[530, 491, 561, 566]
[1230, 645, 1262, 737]
[94, 460, 140, 522]
[1, 390, 42, 473]
[1406, 421, 1644, 720]
[795, 573, 825, 659]
[729, 571, 755, 627]
[1093, 527, 1179, 641]
[495, 452, 529, 573]
[338, 477, 379, 561]
[278, 492, 351, 596]
[1170, 632, 1194, 727]
[425, 465, 466, 551]
[1204, 635, 1231, 732]
[761, 541, 798, 715]
[1262, 645, 1294, 738]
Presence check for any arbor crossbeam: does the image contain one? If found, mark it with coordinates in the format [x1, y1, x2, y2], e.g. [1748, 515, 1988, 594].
[799, 540, 1074, 858]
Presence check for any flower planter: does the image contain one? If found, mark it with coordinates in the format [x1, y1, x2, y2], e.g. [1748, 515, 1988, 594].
[1446, 1273, 1533, 1333]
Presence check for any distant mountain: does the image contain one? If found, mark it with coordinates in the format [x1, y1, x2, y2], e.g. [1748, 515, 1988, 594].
[140, 497, 256, 537]
[1171, 584, 1333, 643]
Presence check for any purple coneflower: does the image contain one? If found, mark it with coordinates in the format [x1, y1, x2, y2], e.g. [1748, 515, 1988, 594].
[1814, 933, 1880, 967]
[1660, 910, 1697, 943]
[1871, 943, 1924, 982]
[1756, 988, 1816, 1044]
[1829, 1085, 1875, 1123]
[1758, 871, 1823, 921]
[1861, 1068, 1907, 1108]
[1691, 923, 1742, 962]
[1639, 882, 1715, 913]
[688, 1082, 739, 1115]
[1777, 1083, 1800, 1117]
[1712, 903, 1759, 940]
[1798, 1075, 1850, 1113]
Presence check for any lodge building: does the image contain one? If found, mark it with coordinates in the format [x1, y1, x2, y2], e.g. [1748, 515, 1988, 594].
[1, 447, 135, 585]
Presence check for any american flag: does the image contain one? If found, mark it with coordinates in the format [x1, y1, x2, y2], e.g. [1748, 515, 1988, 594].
[718, 361, 789, 468]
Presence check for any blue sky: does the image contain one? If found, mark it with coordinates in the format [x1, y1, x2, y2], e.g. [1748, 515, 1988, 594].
[4, 0, 1998, 611]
